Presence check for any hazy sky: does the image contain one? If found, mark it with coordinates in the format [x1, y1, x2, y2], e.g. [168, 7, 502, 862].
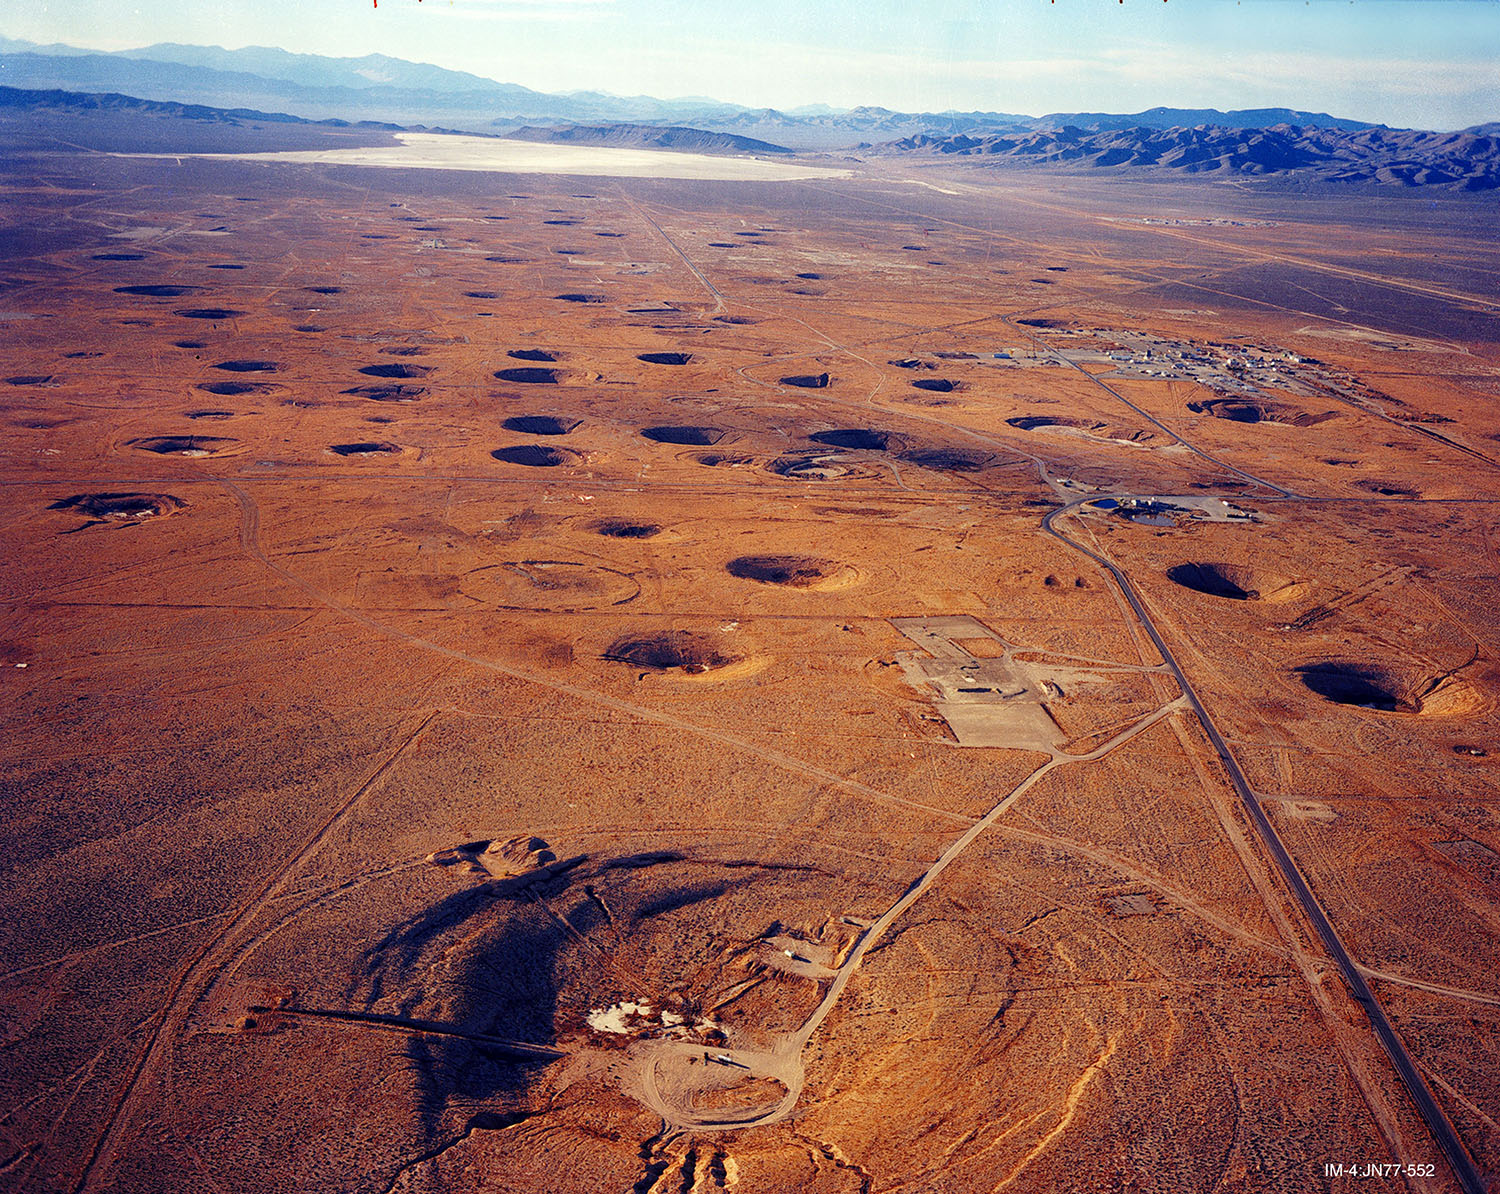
[5, 0, 1498, 128]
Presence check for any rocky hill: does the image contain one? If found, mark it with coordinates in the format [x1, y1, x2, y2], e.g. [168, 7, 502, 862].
[874, 124, 1500, 189]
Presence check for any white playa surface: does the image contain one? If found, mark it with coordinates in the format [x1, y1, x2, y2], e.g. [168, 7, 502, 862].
[127, 131, 852, 181]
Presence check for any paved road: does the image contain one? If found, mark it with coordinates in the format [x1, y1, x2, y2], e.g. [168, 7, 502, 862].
[1043, 499, 1487, 1194]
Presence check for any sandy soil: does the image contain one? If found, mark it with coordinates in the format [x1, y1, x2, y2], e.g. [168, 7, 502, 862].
[1, 132, 1497, 1194]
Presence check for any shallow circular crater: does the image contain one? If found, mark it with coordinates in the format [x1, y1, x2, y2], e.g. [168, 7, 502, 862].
[5, 375, 54, 386]
[185, 409, 236, 420]
[695, 452, 755, 468]
[50, 492, 186, 520]
[642, 425, 724, 447]
[811, 428, 890, 451]
[767, 453, 863, 481]
[555, 292, 605, 303]
[502, 415, 581, 436]
[896, 447, 995, 472]
[197, 381, 276, 396]
[173, 307, 242, 320]
[1167, 562, 1305, 603]
[213, 359, 281, 373]
[328, 442, 401, 457]
[912, 378, 958, 393]
[345, 384, 425, 402]
[726, 555, 854, 590]
[638, 352, 692, 366]
[1188, 398, 1335, 427]
[92, 252, 145, 261]
[494, 367, 560, 385]
[604, 631, 738, 673]
[131, 435, 237, 457]
[1296, 660, 1484, 716]
[360, 363, 432, 380]
[781, 372, 829, 389]
[491, 444, 578, 467]
[596, 520, 662, 539]
[508, 348, 557, 363]
[464, 560, 639, 611]
[114, 285, 199, 298]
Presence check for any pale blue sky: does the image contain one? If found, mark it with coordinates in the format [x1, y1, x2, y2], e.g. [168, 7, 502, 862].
[5, 0, 1498, 127]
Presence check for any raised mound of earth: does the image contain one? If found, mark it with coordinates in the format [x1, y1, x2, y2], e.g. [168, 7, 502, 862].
[603, 631, 738, 673]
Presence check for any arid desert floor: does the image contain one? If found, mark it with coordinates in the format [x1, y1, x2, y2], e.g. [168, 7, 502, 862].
[2, 128, 1499, 1193]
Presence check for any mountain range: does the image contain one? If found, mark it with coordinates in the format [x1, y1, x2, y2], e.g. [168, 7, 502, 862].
[0, 36, 1420, 150]
[881, 125, 1500, 190]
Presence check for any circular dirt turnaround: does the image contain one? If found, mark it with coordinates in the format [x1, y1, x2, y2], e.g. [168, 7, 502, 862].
[1296, 660, 1485, 716]
[1167, 562, 1305, 603]
[641, 425, 724, 447]
[50, 492, 187, 520]
[596, 520, 662, 539]
[726, 555, 853, 590]
[603, 631, 738, 673]
[502, 415, 581, 436]
[463, 560, 640, 612]
[491, 444, 579, 467]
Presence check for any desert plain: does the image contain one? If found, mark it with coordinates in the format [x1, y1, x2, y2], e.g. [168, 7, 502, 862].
[1, 116, 1499, 1193]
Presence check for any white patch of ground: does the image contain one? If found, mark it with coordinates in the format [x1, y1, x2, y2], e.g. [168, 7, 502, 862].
[123, 132, 854, 182]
